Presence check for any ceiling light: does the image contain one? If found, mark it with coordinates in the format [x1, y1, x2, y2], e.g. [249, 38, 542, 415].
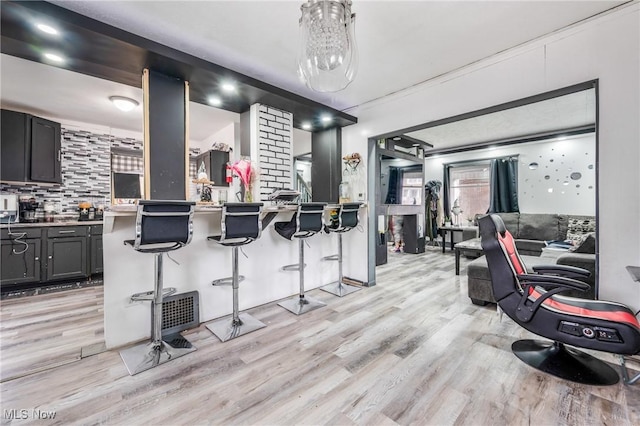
[301, 122, 312, 130]
[36, 23, 59, 35]
[321, 114, 332, 123]
[109, 96, 139, 112]
[393, 137, 401, 141]
[208, 96, 222, 107]
[221, 82, 236, 93]
[297, 0, 358, 92]
[43, 52, 65, 63]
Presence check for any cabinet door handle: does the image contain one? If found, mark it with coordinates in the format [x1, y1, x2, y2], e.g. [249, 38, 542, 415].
[58, 149, 62, 162]
[57, 230, 76, 234]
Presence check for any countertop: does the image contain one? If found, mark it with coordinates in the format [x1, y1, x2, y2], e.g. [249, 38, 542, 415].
[0, 220, 104, 229]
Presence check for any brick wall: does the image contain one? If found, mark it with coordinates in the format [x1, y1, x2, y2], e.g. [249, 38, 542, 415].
[257, 105, 293, 201]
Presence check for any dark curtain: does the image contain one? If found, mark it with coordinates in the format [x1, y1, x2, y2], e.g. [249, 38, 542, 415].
[385, 167, 403, 204]
[442, 165, 451, 220]
[488, 157, 519, 213]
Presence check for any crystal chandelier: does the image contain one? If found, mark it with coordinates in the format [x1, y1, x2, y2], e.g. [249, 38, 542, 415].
[298, 0, 358, 92]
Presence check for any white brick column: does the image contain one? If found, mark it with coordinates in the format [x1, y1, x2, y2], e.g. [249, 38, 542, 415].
[256, 105, 293, 201]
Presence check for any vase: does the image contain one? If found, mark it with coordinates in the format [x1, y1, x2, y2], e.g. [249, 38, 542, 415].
[244, 185, 253, 202]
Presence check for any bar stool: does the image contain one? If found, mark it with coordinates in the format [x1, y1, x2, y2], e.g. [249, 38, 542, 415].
[275, 202, 328, 315]
[320, 202, 362, 297]
[206, 202, 265, 342]
[119, 200, 196, 376]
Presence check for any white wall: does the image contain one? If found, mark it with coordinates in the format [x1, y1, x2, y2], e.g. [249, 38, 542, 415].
[424, 134, 596, 216]
[196, 122, 236, 152]
[292, 128, 312, 157]
[343, 4, 639, 309]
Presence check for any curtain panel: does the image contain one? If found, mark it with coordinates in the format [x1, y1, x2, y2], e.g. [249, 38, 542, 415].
[488, 157, 519, 213]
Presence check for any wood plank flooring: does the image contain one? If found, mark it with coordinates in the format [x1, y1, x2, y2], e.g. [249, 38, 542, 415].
[0, 286, 104, 382]
[1, 248, 638, 425]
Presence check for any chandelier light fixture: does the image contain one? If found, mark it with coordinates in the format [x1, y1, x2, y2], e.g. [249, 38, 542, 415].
[298, 0, 358, 93]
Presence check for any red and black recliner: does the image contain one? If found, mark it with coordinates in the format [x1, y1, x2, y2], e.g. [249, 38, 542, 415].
[478, 214, 640, 385]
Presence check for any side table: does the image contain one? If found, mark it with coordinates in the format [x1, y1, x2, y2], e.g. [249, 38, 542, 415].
[439, 226, 478, 254]
[454, 238, 484, 275]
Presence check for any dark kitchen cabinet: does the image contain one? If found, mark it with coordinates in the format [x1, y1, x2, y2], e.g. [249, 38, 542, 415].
[45, 227, 88, 282]
[0, 229, 42, 285]
[30, 116, 62, 183]
[1, 224, 103, 288]
[90, 225, 103, 274]
[0, 110, 29, 183]
[0, 109, 62, 184]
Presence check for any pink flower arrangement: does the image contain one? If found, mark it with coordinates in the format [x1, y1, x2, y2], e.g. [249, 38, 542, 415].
[231, 158, 259, 202]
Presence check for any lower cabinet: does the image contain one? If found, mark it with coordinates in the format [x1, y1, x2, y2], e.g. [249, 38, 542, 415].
[1, 235, 42, 285]
[46, 236, 88, 281]
[90, 226, 103, 274]
[0, 224, 103, 287]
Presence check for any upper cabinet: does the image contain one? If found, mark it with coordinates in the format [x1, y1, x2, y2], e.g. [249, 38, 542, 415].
[1, 109, 62, 184]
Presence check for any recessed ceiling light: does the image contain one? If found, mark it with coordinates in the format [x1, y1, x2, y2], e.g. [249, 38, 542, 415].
[109, 96, 139, 112]
[36, 23, 59, 35]
[548, 188, 554, 193]
[301, 122, 312, 130]
[321, 114, 332, 123]
[43, 52, 65, 63]
[221, 82, 236, 93]
[208, 96, 222, 107]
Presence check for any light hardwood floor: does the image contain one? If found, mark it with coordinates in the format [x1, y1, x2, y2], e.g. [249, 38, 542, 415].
[1, 248, 638, 425]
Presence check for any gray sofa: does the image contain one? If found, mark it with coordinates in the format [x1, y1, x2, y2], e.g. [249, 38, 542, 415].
[467, 212, 596, 305]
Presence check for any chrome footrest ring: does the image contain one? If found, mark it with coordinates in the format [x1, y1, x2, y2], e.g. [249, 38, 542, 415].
[212, 276, 245, 286]
[322, 254, 339, 261]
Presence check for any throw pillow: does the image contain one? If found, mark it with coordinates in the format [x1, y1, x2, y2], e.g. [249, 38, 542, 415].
[566, 217, 596, 245]
[569, 232, 596, 254]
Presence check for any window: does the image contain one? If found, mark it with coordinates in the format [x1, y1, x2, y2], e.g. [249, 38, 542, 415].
[448, 162, 490, 221]
[401, 171, 423, 205]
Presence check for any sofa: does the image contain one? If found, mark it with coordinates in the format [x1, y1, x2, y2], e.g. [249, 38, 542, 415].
[467, 212, 596, 305]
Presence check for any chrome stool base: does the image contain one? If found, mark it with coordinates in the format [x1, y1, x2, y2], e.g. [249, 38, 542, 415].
[278, 295, 326, 315]
[119, 336, 196, 376]
[320, 281, 361, 297]
[206, 313, 266, 342]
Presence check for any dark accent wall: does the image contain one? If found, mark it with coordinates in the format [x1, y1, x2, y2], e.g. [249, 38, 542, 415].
[311, 128, 342, 203]
[147, 70, 186, 200]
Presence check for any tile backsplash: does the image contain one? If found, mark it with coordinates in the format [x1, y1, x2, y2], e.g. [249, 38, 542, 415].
[1, 126, 201, 215]
[1, 127, 115, 214]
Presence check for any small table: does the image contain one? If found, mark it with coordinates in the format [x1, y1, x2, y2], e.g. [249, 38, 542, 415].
[439, 226, 478, 253]
[454, 238, 483, 275]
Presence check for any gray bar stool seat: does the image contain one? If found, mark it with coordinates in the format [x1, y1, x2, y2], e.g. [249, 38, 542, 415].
[274, 202, 328, 315]
[321, 202, 362, 297]
[206, 202, 265, 342]
[119, 200, 196, 376]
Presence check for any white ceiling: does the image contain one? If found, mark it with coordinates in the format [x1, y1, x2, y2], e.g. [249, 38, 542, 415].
[1, 1, 624, 146]
[406, 88, 596, 148]
[0, 54, 239, 141]
[49, 0, 625, 112]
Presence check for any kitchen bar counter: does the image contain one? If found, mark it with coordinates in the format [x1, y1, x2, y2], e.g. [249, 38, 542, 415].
[102, 203, 367, 349]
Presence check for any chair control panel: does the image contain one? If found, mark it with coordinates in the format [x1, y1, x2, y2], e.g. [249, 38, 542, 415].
[559, 321, 622, 343]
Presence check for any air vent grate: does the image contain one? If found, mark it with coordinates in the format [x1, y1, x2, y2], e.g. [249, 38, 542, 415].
[152, 291, 199, 337]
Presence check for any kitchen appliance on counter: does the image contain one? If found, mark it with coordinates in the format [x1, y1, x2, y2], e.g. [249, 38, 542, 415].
[43, 201, 56, 222]
[19, 196, 39, 223]
[0, 194, 19, 224]
[78, 201, 93, 221]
